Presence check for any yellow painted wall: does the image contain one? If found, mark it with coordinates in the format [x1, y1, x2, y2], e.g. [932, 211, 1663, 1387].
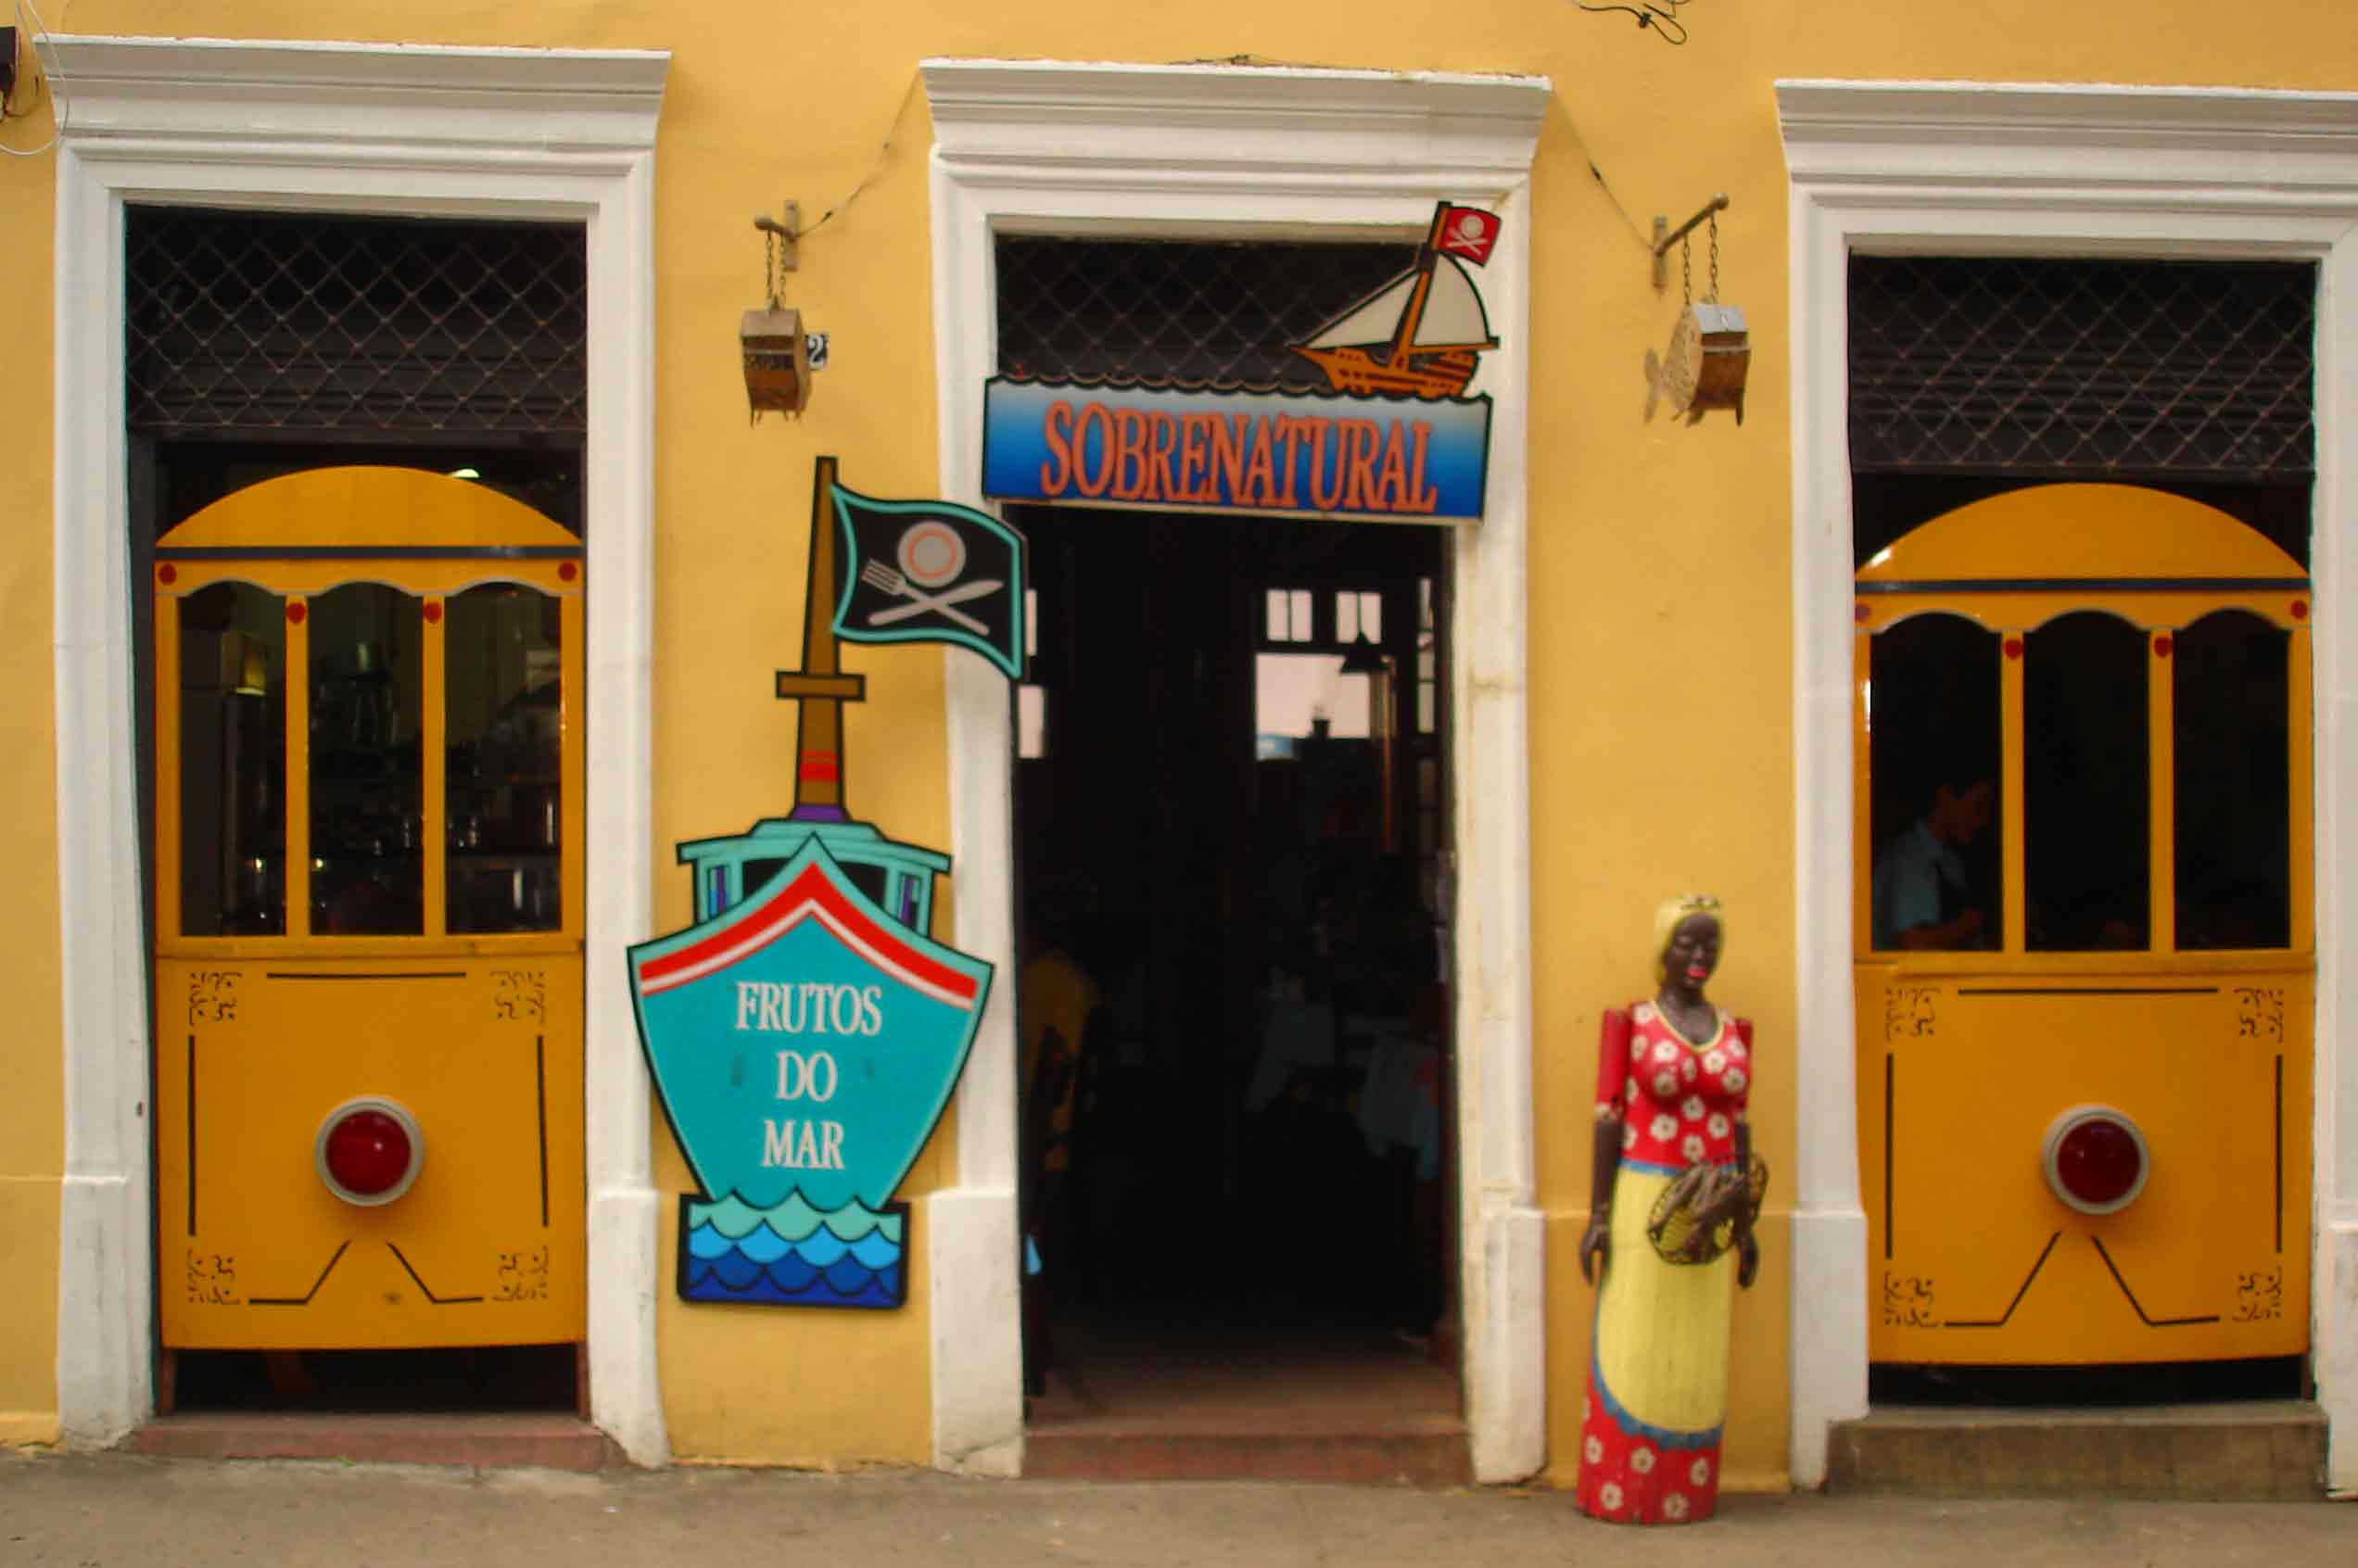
[1, 0, 2352, 1472]
[0, 104, 62, 1445]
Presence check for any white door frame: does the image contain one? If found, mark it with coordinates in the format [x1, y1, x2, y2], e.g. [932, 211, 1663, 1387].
[920, 58, 1552, 1480]
[48, 35, 671, 1463]
[1778, 79, 2358, 1490]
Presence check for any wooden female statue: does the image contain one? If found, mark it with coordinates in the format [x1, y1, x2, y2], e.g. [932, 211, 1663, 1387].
[1577, 894, 1761, 1524]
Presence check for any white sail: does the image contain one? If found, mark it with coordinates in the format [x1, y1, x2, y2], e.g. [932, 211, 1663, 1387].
[1300, 257, 1496, 352]
[1302, 270, 1416, 349]
[1413, 257, 1495, 349]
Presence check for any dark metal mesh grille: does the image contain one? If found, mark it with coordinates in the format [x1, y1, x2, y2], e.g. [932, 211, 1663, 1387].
[127, 209, 587, 439]
[1849, 258, 2314, 480]
[995, 235, 1409, 391]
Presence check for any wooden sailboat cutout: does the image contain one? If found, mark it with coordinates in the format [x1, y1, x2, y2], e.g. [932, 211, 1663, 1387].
[1291, 203, 1499, 400]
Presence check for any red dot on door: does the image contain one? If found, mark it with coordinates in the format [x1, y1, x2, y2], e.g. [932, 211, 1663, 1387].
[2003, 638, 2023, 660]
[157, 563, 177, 586]
[287, 602, 307, 625]
[424, 601, 443, 624]
[2154, 634, 2174, 658]
[559, 562, 578, 582]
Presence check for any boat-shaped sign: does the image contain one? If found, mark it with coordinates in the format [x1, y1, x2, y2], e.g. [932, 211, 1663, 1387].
[628, 837, 992, 1308]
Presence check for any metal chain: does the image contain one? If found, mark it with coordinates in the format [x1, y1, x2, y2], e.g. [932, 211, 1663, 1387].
[1707, 211, 1720, 304]
[1680, 234, 1692, 308]
[765, 230, 783, 308]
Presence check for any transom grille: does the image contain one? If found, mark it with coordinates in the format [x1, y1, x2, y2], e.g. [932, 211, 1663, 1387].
[995, 235, 1409, 391]
[1849, 258, 2315, 481]
[127, 209, 588, 440]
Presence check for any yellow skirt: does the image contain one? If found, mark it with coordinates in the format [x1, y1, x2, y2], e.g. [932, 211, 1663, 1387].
[1593, 1165, 1735, 1438]
[1578, 1165, 1736, 1522]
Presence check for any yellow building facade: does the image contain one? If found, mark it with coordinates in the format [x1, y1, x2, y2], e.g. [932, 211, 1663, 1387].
[0, 0, 2354, 1495]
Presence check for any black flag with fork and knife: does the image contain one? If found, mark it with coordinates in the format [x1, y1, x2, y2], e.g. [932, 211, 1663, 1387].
[828, 471, 1028, 680]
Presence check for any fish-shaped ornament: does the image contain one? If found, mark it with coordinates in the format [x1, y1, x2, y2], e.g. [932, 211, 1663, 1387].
[1644, 303, 1750, 425]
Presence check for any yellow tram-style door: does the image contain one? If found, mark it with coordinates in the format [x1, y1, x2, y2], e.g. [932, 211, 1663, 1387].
[1855, 485, 2312, 1367]
[154, 468, 586, 1352]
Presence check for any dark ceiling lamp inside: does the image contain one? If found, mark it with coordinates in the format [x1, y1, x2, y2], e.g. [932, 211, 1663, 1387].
[1338, 634, 1388, 677]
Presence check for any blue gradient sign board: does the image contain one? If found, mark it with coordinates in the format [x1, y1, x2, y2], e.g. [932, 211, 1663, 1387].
[981, 382, 1491, 522]
[982, 199, 1504, 525]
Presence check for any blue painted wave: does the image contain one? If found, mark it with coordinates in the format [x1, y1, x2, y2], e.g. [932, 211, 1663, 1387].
[690, 1191, 905, 1246]
[680, 1195, 906, 1309]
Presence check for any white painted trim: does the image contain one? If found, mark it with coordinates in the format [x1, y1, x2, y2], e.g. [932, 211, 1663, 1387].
[1777, 79, 2358, 1490]
[48, 35, 670, 1464]
[923, 57, 1550, 1481]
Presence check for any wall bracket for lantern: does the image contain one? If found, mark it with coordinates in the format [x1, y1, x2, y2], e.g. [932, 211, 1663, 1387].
[1651, 192, 1729, 292]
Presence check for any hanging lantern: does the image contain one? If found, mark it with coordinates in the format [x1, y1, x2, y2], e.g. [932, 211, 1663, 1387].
[742, 305, 811, 421]
[742, 206, 814, 421]
[1650, 303, 1750, 424]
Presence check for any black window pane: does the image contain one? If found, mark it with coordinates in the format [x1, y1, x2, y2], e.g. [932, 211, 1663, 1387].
[2026, 613, 2149, 952]
[309, 584, 425, 936]
[447, 584, 563, 934]
[178, 584, 285, 936]
[1868, 613, 2002, 952]
[2174, 612, 2292, 950]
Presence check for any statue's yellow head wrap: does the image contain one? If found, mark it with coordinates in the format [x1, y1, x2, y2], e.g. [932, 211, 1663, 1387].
[1653, 893, 1725, 984]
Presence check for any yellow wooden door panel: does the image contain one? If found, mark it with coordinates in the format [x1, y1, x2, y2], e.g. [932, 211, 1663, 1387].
[1860, 967, 2308, 1364]
[1856, 487, 2312, 1370]
[152, 468, 588, 1355]
[158, 956, 585, 1349]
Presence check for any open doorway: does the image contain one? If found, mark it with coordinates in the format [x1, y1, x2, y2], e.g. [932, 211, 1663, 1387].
[1012, 502, 1461, 1461]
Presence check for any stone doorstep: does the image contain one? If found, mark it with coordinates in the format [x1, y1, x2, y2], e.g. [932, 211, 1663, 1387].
[129, 1412, 622, 1472]
[1022, 1430, 1473, 1485]
[1828, 1402, 2326, 1501]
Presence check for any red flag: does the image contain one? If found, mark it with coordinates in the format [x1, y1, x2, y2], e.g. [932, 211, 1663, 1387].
[1434, 204, 1502, 265]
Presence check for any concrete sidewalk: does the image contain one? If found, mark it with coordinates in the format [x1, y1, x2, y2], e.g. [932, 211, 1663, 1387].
[1, 1449, 2349, 1567]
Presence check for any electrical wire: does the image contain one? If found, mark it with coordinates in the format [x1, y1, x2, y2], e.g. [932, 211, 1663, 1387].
[1571, 0, 1693, 46]
[0, 0, 70, 156]
[1585, 158, 1657, 256]
[788, 70, 923, 243]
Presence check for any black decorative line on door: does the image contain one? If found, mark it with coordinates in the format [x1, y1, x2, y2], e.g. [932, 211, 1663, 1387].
[263, 971, 468, 981]
[2275, 1054, 2285, 1255]
[249, 1239, 351, 1306]
[536, 1034, 551, 1230]
[1946, 1232, 2060, 1328]
[2089, 1235, 2221, 1327]
[1883, 1053, 1895, 1261]
[386, 1243, 485, 1305]
[1955, 986, 2219, 998]
[185, 1032, 197, 1245]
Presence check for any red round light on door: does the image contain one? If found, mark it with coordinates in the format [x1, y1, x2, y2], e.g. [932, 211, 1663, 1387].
[315, 1098, 425, 1207]
[2041, 1105, 2149, 1215]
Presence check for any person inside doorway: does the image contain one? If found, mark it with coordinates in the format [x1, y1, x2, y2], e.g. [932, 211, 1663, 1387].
[1020, 893, 1101, 1398]
[1870, 771, 1997, 950]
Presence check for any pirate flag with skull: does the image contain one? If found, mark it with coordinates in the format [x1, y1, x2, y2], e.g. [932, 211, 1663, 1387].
[830, 484, 1027, 679]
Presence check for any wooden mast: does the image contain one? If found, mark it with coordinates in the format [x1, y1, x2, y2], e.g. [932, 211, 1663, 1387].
[1382, 206, 1452, 371]
[774, 454, 867, 821]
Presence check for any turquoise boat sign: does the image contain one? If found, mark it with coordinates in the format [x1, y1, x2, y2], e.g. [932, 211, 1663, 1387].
[628, 838, 993, 1308]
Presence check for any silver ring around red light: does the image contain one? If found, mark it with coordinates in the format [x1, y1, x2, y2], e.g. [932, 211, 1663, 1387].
[2040, 1104, 2149, 1216]
[314, 1096, 425, 1207]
